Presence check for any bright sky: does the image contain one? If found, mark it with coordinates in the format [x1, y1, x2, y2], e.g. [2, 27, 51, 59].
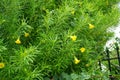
[105, 2, 120, 48]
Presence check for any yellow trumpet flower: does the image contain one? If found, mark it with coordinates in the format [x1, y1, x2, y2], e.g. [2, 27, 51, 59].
[89, 24, 95, 29]
[15, 38, 21, 44]
[24, 32, 29, 37]
[85, 64, 90, 67]
[0, 62, 5, 69]
[74, 56, 80, 64]
[80, 47, 85, 53]
[70, 35, 77, 41]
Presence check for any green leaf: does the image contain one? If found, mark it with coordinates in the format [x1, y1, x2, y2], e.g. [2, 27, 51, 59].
[79, 72, 90, 80]
[61, 72, 72, 80]
[71, 73, 79, 80]
[71, 72, 90, 80]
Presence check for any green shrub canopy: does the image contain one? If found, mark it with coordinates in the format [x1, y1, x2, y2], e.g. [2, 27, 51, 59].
[0, 0, 120, 79]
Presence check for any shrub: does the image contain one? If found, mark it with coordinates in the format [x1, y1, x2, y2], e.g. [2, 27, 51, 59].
[0, 0, 120, 79]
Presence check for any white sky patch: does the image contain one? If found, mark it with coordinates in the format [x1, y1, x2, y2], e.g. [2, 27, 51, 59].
[105, 2, 120, 49]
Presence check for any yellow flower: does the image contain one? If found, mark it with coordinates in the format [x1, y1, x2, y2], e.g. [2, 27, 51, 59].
[70, 35, 77, 41]
[15, 38, 21, 44]
[74, 56, 80, 64]
[85, 64, 90, 67]
[71, 10, 75, 15]
[89, 24, 95, 29]
[24, 32, 29, 37]
[0, 62, 5, 69]
[80, 47, 85, 53]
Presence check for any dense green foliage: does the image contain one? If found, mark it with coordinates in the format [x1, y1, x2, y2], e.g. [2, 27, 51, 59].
[0, 0, 120, 80]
